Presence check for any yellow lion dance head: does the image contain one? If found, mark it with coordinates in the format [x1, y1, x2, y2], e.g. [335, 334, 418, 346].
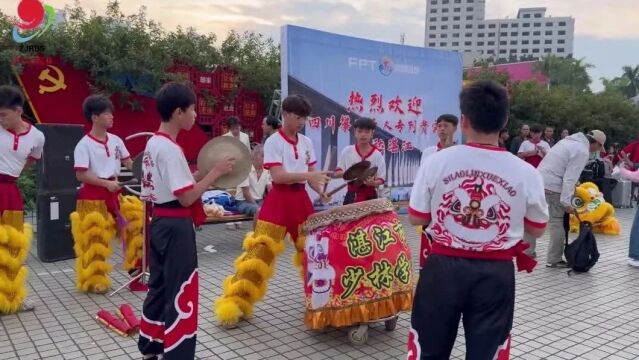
[570, 182, 620, 235]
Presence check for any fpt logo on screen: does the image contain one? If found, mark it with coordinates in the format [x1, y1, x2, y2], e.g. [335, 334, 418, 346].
[348, 56, 420, 76]
[12, 0, 56, 44]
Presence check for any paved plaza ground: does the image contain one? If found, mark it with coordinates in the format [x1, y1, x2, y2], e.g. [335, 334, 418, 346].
[1, 207, 639, 360]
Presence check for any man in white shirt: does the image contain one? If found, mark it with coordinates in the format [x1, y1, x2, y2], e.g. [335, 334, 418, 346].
[537, 130, 605, 268]
[420, 114, 458, 164]
[518, 124, 550, 169]
[223, 116, 251, 150]
[235, 145, 272, 216]
[408, 81, 548, 359]
[0, 85, 45, 314]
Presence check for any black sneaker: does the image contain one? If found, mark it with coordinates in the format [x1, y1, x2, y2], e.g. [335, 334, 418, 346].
[546, 261, 568, 268]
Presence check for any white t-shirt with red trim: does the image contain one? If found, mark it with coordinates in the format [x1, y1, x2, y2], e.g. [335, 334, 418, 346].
[518, 139, 550, 168]
[336, 144, 386, 183]
[0, 124, 45, 177]
[420, 143, 444, 164]
[141, 133, 195, 204]
[263, 130, 316, 183]
[409, 144, 549, 252]
[74, 133, 130, 179]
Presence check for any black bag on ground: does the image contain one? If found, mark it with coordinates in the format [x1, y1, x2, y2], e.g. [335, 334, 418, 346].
[564, 219, 600, 273]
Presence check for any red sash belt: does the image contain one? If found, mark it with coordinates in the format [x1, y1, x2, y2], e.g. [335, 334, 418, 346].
[152, 201, 206, 226]
[431, 241, 537, 273]
[272, 183, 306, 191]
[0, 174, 18, 183]
[346, 183, 376, 203]
[78, 179, 120, 218]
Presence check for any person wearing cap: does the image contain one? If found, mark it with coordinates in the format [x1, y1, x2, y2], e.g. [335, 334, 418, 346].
[537, 129, 606, 268]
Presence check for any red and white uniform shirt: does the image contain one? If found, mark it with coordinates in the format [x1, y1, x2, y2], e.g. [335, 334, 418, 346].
[409, 144, 549, 252]
[74, 133, 130, 178]
[420, 142, 444, 165]
[336, 144, 386, 183]
[141, 133, 195, 204]
[0, 124, 45, 177]
[518, 139, 550, 168]
[263, 130, 316, 182]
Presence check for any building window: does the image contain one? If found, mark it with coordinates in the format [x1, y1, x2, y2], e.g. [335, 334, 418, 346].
[454, 0, 461, 3]
[465, 41, 472, 46]
[533, 31, 541, 36]
[510, 40, 517, 45]
[454, 8, 461, 12]
[500, 49, 507, 54]
[442, 17, 449, 21]
[558, 48, 565, 53]
[478, 24, 485, 29]
[429, 34, 436, 38]
[487, 50, 495, 54]
[511, 23, 519, 28]
[441, 34, 447, 38]
[558, 30, 566, 35]
[442, 8, 449, 13]
[430, 17, 437, 22]
[499, 41, 507, 45]
[511, 32, 518, 36]
[533, 39, 540, 44]
[534, 23, 541, 27]
[534, 13, 542, 18]
[523, 14, 531, 18]
[478, 41, 484, 46]
[431, 0, 437, 3]
[443, 0, 449, 3]
[453, 24, 460, 29]
[545, 39, 552, 44]
[431, 9, 437, 13]
[466, 15, 473, 20]
[466, 7, 473, 11]
[545, 31, 553, 35]
[488, 41, 495, 45]
[453, 33, 460, 38]
[453, 42, 459, 46]
[428, 42, 436, 47]
[544, 48, 552, 53]
[489, 24, 496, 29]
[442, 25, 448, 29]
[467, 0, 473, 3]
[478, 33, 485, 38]
[546, 22, 553, 26]
[466, 24, 473, 29]
[510, 49, 517, 53]
[522, 40, 529, 45]
[523, 32, 530, 36]
[500, 32, 507, 36]
[429, 26, 436, 30]
[533, 48, 540, 53]
[454, 16, 460, 20]
[559, 21, 567, 26]
[523, 23, 530, 28]
[558, 39, 565, 44]
[465, 32, 473, 37]
[488, 32, 495, 37]
[522, 49, 529, 53]
[441, 42, 448, 46]
[501, 23, 508, 28]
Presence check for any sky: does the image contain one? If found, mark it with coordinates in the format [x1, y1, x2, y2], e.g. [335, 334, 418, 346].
[1, 0, 638, 91]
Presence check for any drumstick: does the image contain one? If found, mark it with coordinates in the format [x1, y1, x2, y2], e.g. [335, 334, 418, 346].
[325, 182, 349, 198]
[322, 146, 334, 193]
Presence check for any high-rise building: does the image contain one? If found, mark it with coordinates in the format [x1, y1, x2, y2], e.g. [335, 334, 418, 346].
[425, 0, 574, 61]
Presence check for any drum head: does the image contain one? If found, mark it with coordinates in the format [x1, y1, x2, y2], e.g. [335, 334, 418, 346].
[343, 161, 371, 181]
[303, 198, 394, 234]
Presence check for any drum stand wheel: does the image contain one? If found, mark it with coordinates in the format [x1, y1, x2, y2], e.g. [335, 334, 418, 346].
[348, 324, 369, 346]
[384, 315, 399, 331]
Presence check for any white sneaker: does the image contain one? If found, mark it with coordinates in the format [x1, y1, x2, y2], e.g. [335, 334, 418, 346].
[628, 258, 639, 267]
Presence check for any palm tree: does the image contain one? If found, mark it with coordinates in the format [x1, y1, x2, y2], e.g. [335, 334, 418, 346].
[621, 65, 639, 98]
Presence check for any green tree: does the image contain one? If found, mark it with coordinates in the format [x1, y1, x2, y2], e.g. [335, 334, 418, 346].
[464, 65, 510, 86]
[534, 55, 592, 93]
[621, 65, 639, 98]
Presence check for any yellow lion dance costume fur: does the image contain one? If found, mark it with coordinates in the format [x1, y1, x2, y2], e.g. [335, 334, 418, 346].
[0, 213, 32, 314]
[214, 221, 304, 327]
[570, 182, 620, 235]
[70, 195, 143, 294]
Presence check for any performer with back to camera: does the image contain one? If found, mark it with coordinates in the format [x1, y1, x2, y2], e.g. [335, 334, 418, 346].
[333, 117, 385, 204]
[407, 81, 549, 360]
[137, 82, 234, 359]
[0, 85, 45, 314]
[417, 114, 458, 268]
[71, 95, 135, 294]
[214, 94, 330, 328]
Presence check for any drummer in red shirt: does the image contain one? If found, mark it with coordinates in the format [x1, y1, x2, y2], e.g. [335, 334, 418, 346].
[517, 124, 550, 168]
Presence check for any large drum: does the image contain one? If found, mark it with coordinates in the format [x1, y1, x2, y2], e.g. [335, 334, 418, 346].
[302, 198, 414, 330]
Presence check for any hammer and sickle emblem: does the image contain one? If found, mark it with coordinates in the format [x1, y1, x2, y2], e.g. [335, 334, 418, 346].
[38, 65, 67, 94]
